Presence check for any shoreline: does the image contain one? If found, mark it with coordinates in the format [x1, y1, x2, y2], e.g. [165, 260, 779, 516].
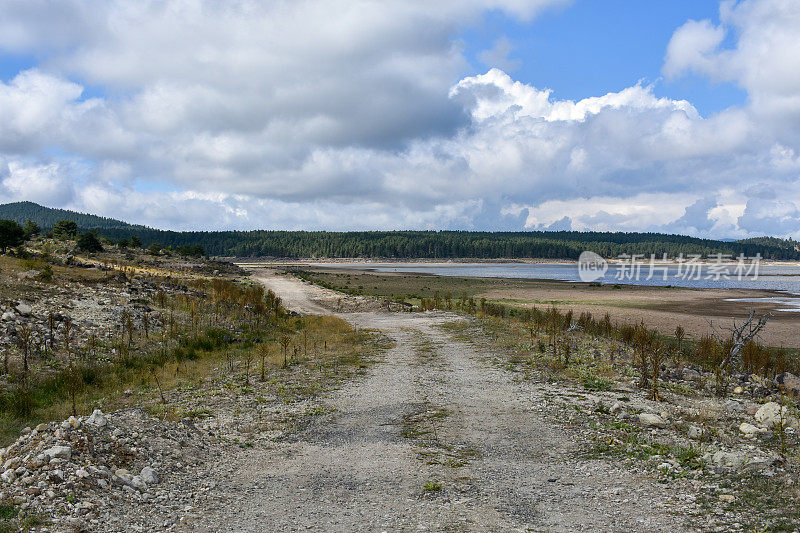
[274, 266, 800, 347]
[232, 257, 800, 267]
[282, 263, 791, 299]
[238, 260, 800, 300]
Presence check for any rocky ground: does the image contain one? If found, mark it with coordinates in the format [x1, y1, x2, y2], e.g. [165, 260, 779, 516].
[0, 237, 235, 366]
[188, 310, 691, 532]
[0, 267, 798, 531]
[1, 273, 164, 352]
[0, 408, 214, 531]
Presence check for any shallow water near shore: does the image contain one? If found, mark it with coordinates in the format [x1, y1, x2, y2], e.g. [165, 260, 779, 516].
[309, 262, 800, 312]
[310, 262, 800, 291]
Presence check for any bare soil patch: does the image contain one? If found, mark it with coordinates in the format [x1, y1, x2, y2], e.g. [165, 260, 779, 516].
[290, 266, 800, 347]
[481, 282, 800, 347]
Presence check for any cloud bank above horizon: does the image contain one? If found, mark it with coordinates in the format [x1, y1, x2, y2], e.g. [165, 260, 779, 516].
[0, 0, 799, 237]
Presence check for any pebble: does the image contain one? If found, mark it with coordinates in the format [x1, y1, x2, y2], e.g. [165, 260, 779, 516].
[44, 445, 72, 461]
[637, 413, 667, 428]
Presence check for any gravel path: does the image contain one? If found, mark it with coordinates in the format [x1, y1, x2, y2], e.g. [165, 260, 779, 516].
[193, 271, 692, 532]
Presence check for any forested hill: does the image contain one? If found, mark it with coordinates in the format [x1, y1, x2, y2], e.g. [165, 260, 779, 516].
[738, 236, 800, 252]
[2, 201, 798, 260]
[0, 201, 142, 231]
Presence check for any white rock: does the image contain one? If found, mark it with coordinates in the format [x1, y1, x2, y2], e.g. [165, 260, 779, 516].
[711, 451, 747, 469]
[0, 311, 13, 321]
[139, 466, 159, 485]
[609, 402, 622, 414]
[68, 416, 81, 429]
[132, 476, 147, 491]
[682, 368, 702, 381]
[739, 422, 763, 436]
[43, 445, 72, 461]
[1, 469, 15, 483]
[16, 270, 40, 281]
[687, 425, 704, 440]
[743, 457, 772, 472]
[15, 302, 32, 316]
[638, 413, 667, 428]
[755, 402, 789, 428]
[86, 409, 107, 428]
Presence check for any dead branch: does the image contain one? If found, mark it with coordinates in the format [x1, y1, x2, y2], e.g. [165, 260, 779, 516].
[708, 308, 770, 373]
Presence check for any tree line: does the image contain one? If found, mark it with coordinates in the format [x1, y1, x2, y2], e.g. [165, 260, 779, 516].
[2, 201, 799, 259]
[97, 229, 799, 260]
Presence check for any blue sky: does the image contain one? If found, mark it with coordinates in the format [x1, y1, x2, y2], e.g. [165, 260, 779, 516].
[462, 1, 746, 116]
[0, 0, 798, 237]
[0, 2, 746, 114]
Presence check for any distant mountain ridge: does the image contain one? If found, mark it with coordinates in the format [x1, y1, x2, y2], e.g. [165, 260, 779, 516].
[0, 201, 144, 231]
[1, 201, 798, 260]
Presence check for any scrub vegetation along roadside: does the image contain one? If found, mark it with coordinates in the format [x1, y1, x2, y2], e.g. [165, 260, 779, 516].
[293, 268, 800, 360]
[0, 235, 386, 531]
[295, 268, 800, 531]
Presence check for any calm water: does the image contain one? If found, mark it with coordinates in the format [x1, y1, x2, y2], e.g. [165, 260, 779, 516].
[311, 262, 800, 291]
[309, 262, 800, 311]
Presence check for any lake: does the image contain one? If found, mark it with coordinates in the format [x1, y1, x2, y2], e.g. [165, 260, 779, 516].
[307, 263, 800, 309]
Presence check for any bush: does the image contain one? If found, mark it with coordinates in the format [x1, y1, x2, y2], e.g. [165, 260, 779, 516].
[3, 384, 36, 418]
[23, 220, 40, 239]
[52, 219, 78, 240]
[177, 244, 205, 257]
[39, 264, 53, 282]
[0, 219, 25, 253]
[537, 340, 547, 353]
[21, 259, 53, 281]
[77, 230, 103, 253]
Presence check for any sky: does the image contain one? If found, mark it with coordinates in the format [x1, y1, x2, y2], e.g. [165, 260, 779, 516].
[0, 0, 799, 238]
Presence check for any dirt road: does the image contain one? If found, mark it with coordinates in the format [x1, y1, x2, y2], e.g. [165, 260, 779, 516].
[195, 270, 691, 532]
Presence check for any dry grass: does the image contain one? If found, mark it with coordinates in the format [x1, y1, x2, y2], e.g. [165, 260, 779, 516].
[0, 314, 378, 443]
[298, 268, 800, 348]
[0, 251, 379, 444]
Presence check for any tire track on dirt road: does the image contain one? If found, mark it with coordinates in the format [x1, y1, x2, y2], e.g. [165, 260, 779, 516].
[194, 269, 691, 532]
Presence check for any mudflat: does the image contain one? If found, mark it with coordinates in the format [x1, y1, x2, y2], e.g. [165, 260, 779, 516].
[291, 265, 800, 347]
[481, 282, 800, 348]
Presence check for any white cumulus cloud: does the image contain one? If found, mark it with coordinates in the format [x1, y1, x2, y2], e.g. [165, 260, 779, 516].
[0, 0, 798, 237]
